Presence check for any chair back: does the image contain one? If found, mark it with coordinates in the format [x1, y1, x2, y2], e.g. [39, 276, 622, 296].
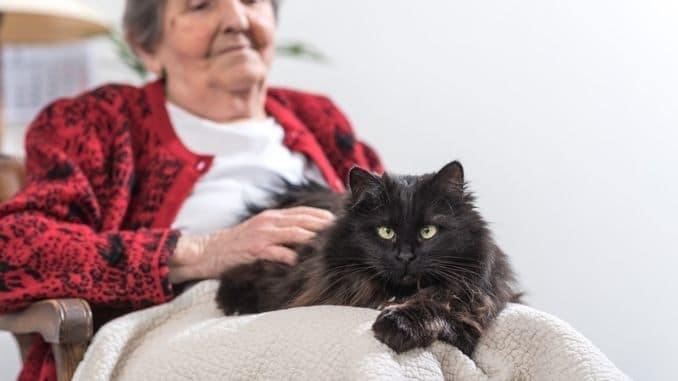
[0, 154, 25, 202]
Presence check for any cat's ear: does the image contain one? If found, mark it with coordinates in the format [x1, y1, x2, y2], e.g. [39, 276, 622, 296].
[431, 161, 465, 194]
[348, 166, 383, 209]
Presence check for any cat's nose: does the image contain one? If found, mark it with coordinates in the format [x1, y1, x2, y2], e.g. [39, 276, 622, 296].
[397, 252, 415, 263]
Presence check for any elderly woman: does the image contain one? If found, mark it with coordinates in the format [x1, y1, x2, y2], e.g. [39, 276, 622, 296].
[0, 0, 382, 380]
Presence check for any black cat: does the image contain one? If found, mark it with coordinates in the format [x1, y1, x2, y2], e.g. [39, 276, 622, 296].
[216, 161, 521, 355]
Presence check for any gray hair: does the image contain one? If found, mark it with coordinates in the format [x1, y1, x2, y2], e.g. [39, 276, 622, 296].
[124, 0, 280, 53]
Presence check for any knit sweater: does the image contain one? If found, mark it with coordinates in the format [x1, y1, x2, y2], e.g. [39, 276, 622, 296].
[0, 79, 383, 381]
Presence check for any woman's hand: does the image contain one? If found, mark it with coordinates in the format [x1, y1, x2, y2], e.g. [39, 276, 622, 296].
[168, 207, 335, 284]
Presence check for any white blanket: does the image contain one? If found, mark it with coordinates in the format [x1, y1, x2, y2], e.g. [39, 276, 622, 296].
[73, 280, 629, 381]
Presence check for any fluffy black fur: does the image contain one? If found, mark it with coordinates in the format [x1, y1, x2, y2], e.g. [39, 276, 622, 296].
[216, 161, 521, 355]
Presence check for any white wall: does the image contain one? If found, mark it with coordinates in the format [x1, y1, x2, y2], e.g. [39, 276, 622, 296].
[271, 2, 678, 379]
[2, 1, 677, 380]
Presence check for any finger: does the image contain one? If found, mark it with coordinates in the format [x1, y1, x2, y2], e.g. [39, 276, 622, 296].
[259, 245, 298, 265]
[279, 206, 335, 221]
[268, 226, 316, 245]
[272, 214, 335, 232]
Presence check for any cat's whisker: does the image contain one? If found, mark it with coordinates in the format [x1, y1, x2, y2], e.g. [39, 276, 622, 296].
[328, 265, 369, 274]
[329, 266, 377, 279]
[329, 261, 372, 269]
[429, 256, 482, 265]
[428, 260, 483, 274]
[434, 266, 481, 278]
[321, 270, 379, 305]
[347, 272, 383, 305]
[430, 271, 466, 284]
[428, 271, 475, 294]
[427, 265, 479, 277]
[306, 267, 381, 306]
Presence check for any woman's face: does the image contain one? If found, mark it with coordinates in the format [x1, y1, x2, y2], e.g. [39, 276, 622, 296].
[142, 0, 276, 95]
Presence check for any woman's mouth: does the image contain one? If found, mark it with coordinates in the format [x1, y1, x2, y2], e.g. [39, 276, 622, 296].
[216, 45, 249, 55]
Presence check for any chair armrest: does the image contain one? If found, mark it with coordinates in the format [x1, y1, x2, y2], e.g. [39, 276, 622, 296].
[0, 160, 92, 381]
[0, 299, 93, 381]
[0, 298, 93, 344]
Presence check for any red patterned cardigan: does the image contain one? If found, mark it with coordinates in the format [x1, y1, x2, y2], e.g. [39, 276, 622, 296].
[0, 79, 383, 381]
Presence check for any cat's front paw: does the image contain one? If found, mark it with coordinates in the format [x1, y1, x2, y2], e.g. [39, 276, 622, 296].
[372, 307, 436, 353]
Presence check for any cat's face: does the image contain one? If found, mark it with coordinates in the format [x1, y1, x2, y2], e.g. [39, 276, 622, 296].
[342, 161, 488, 293]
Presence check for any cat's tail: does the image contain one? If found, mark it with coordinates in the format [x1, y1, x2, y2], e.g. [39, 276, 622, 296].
[216, 260, 295, 315]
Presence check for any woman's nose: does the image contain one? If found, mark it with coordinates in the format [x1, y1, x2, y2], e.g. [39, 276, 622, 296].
[220, 0, 250, 33]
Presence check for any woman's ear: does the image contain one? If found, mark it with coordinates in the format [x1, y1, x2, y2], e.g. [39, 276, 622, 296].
[131, 42, 164, 76]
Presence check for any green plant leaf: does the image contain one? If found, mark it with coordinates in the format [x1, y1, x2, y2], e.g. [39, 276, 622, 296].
[276, 41, 327, 62]
[108, 32, 148, 79]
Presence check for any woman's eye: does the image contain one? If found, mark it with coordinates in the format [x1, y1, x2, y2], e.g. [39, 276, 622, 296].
[419, 225, 438, 240]
[376, 226, 395, 240]
[189, 0, 210, 10]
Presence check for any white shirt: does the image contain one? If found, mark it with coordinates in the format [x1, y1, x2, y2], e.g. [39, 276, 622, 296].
[167, 102, 326, 235]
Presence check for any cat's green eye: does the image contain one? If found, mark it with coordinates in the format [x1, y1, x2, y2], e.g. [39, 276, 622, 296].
[377, 226, 396, 240]
[419, 225, 438, 240]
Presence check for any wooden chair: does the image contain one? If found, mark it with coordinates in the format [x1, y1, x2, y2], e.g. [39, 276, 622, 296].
[0, 155, 93, 381]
